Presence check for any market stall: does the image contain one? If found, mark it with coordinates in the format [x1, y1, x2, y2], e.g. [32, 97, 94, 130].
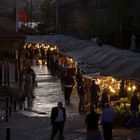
[25, 35, 140, 126]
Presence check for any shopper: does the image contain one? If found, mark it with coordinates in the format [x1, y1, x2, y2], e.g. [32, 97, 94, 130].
[78, 81, 85, 112]
[126, 91, 140, 127]
[101, 103, 116, 140]
[23, 68, 33, 109]
[27, 66, 37, 98]
[50, 101, 66, 140]
[85, 106, 102, 140]
[63, 72, 75, 105]
[89, 80, 100, 108]
[101, 89, 110, 110]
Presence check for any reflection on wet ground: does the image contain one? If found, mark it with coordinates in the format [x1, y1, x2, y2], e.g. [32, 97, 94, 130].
[20, 64, 79, 118]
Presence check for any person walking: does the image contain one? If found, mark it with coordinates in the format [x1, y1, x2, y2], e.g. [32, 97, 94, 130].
[101, 90, 110, 110]
[63, 72, 75, 105]
[85, 106, 102, 140]
[101, 103, 116, 140]
[89, 80, 100, 108]
[60, 68, 66, 91]
[78, 81, 85, 112]
[27, 66, 37, 98]
[126, 91, 140, 127]
[23, 68, 33, 109]
[50, 101, 66, 140]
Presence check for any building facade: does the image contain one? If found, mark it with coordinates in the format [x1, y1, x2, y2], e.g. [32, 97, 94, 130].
[56, 0, 140, 49]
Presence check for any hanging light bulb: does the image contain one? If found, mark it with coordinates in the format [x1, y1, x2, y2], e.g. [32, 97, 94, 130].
[127, 86, 131, 91]
[132, 85, 136, 91]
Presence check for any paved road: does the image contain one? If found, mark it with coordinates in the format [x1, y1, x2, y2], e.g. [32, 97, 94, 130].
[19, 64, 79, 118]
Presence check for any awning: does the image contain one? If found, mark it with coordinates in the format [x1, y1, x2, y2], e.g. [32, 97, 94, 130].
[25, 35, 140, 81]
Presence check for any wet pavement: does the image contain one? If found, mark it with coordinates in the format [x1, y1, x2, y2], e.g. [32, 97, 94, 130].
[20, 64, 79, 118]
[0, 64, 140, 140]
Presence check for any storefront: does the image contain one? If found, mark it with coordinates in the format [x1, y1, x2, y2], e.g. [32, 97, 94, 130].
[0, 17, 25, 95]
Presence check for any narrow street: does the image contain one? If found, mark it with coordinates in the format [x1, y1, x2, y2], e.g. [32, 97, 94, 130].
[0, 63, 87, 140]
[1, 64, 140, 140]
[20, 64, 80, 117]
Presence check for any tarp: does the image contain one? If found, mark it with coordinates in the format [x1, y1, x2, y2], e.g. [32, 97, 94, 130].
[25, 35, 140, 81]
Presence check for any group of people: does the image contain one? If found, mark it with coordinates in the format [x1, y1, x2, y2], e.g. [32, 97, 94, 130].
[19, 66, 37, 109]
[85, 103, 116, 140]
[50, 101, 116, 140]
[50, 84, 140, 140]
[77, 78, 110, 113]
[89, 80, 110, 110]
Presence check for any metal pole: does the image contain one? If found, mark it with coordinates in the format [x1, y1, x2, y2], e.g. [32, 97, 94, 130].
[5, 97, 9, 122]
[14, 98, 17, 112]
[9, 106, 12, 116]
[55, 0, 58, 32]
[5, 108, 8, 122]
[6, 97, 9, 108]
[6, 128, 10, 140]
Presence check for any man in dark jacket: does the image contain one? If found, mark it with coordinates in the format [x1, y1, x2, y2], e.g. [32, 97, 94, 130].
[90, 80, 100, 108]
[63, 72, 75, 105]
[85, 106, 102, 140]
[50, 101, 66, 140]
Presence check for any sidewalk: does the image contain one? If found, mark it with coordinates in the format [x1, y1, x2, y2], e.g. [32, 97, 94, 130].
[0, 64, 140, 140]
[0, 109, 140, 140]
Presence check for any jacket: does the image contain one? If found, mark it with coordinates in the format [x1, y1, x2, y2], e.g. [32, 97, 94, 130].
[51, 107, 66, 124]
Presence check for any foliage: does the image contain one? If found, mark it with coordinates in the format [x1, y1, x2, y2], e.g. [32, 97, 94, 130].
[113, 101, 130, 126]
[120, 97, 129, 103]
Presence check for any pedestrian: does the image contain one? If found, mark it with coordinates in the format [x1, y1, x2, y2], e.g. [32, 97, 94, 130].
[78, 81, 85, 113]
[50, 101, 66, 140]
[101, 89, 110, 110]
[126, 91, 140, 127]
[63, 72, 75, 105]
[23, 68, 33, 109]
[26, 67, 37, 98]
[89, 80, 100, 108]
[101, 103, 116, 140]
[76, 68, 83, 95]
[85, 106, 102, 140]
[60, 68, 66, 91]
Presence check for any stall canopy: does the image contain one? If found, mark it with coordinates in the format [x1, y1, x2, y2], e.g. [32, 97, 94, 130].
[26, 35, 140, 81]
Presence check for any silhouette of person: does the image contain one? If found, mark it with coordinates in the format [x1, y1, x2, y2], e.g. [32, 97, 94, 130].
[63, 72, 75, 105]
[23, 68, 33, 109]
[50, 101, 66, 140]
[101, 89, 110, 110]
[85, 106, 102, 140]
[78, 81, 85, 112]
[101, 103, 116, 140]
[90, 80, 100, 108]
[27, 66, 36, 98]
[126, 91, 140, 127]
